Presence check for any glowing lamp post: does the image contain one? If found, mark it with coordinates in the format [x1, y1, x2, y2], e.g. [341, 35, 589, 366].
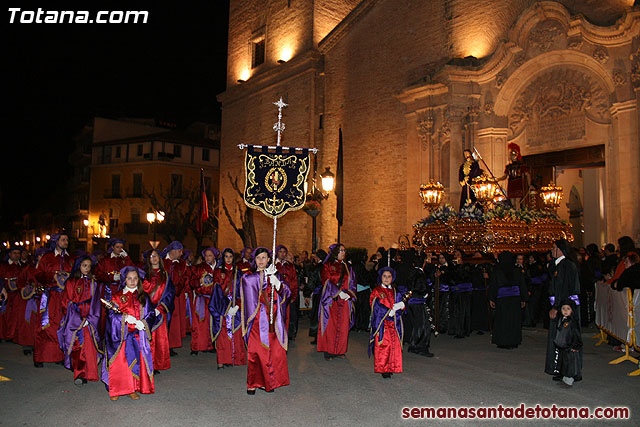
[419, 180, 445, 212]
[147, 211, 165, 248]
[320, 167, 335, 192]
[540, 182, 563, 211]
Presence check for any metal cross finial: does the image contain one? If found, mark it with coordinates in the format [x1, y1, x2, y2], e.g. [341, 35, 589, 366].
[273, 97, 288, 146]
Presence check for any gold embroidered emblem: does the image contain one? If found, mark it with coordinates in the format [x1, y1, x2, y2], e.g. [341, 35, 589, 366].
[76, 286, 82, 294]
[121, 295, 128, 303]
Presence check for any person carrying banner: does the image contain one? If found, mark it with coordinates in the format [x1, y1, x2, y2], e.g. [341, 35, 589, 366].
[240, 247, 290, 394]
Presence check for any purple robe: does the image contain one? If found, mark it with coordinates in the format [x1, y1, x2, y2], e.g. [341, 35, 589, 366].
[101, 295, 157, 386]
[319, 264, 357, 336]
[369, 286, 405, 357]
[240, 270, 290, 350]
[57, 279, 103, 370]
[209, 269, 243, 341]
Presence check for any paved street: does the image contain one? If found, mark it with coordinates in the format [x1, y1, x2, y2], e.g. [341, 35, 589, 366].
[1, 320, 637, 426]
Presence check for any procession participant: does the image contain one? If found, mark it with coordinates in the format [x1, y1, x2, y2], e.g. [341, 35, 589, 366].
[95, 238, 133, 297]
[210, 248, 246, 367]
[404, 253, 435, 357]
[307, 250, 326, 344]
[275, 245, 298, 340]
[236, 247, 253, 274]
[103, 266, 157, 401]
[162, 241, 192, 353]
[433, 253, 453, 335]
[369, 267, 406, 378]
[352, 249, 374, 332]
[189, 247, 217, 355]
[458, 149, 483, 209]
[20, 250, 32, 266]
[0, 246, 24, 341]
[17, 247, 49, 354]
[317, 244, 356, 360]
[182, 249, 194, 267]
[470, 251, 490, 334]
[240, 247, 290, 394]
[498, 142, 529, 208]
[57, 256, 103, 385]
[515, 253, 533, 326]
[552, 299, 583, 387]
[525, 253, 548, 327]
[144, 249, 175, 372]
[449, 250, 473, 338]
[545, 239, 582, 381]
[488, 251, 528, 349]
[34, 233, 75, 367]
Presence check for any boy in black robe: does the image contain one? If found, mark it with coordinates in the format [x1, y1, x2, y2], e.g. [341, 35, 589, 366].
[553, 299, 582, 386]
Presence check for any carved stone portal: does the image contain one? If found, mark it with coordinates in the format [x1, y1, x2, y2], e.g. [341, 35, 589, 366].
[508, 68, 610, 149]
[528, 20, 563, 51]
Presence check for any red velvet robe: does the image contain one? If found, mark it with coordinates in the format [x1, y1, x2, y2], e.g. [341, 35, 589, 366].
[236, 260, 252, 274]
[16, 265, 38, 346]
[212, 264, 246, 365]
[370, 286, 403, 374]
[276, 259, 298, 329]
[95, 254, 133, 295]
[164, 257, 191, 348]
[317, 261, 355, 355]
[0, 261, 24, 341]
[35, 251, 74, 363]
[190, 262, 215, 352]
[61, 276, 101, 381]
[143, 269, 171, 370]
[107, 289, 154, 397]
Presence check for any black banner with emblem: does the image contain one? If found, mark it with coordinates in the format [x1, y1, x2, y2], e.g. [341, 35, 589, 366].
[243, 145, 311, 219]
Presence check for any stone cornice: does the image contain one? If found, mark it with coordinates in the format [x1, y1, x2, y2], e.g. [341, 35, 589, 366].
[318, 0, 379, 54]
[217, 49, 324, 107]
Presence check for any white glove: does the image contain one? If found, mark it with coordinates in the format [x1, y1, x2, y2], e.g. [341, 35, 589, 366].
[265, 263, 277, 276]
[82, 320, 89, 327]
[125, 314, 137, 325]
[113, 273, 120, 281]
[155, 308, 161, 317]
[134, 320, 145, 331]
[228, 305, 239, 316]
[339, 291, 350, 300]
[393, 302, 405, 311]
[388, 309, 396, 318]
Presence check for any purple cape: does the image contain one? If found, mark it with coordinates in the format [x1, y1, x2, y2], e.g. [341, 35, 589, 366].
[57, 279, 104, 370]
[150, 274, 176, 333]
[208, 268, 243, 342]
[319, 263, 357, 336]
[101, 294, 157, 386]
[240, 270, 290, 350]
[369, 286, 405, 357]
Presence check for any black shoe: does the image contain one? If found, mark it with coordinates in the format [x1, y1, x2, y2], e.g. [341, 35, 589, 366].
[207, 349, 216, 353]
[310, 340, 317, 345]
[191, 351, 198, 356]
[381, 373, 391, 379]
[421, 351, 434, 357]
[23, 348, 33, 355]
[55, 360, 64, 365]
[154, 370, 160, 375]
[552, 375, 562, 381]
[247, 389, 255, 395]
[476, 331, 485, 335]
[224, 364, 232, 367]
[170, 349, 178, 356]
[324, 352, 333, 360]
[74, 377, 87, 386]
[573, 376, 582, 382]
[217, 365, 224, 370]
[34, 362, 43, 368]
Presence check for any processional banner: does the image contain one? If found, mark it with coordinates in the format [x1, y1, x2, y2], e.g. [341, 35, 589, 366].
[243, 145, 310, 219]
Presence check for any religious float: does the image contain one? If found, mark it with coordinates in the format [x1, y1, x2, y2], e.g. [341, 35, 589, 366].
[412, 149, 572, 254]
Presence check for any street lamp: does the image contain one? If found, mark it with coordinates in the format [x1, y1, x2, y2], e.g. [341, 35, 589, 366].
[83, 219, 89, 227]
[320, 167, 335, 192]
[147, 211, 165, 248]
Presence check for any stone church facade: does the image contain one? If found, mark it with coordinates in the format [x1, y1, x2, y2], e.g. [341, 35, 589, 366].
[218, 0, 640, 253]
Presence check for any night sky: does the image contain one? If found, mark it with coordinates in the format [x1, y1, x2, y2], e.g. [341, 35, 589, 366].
[2, 1, 230, 229]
